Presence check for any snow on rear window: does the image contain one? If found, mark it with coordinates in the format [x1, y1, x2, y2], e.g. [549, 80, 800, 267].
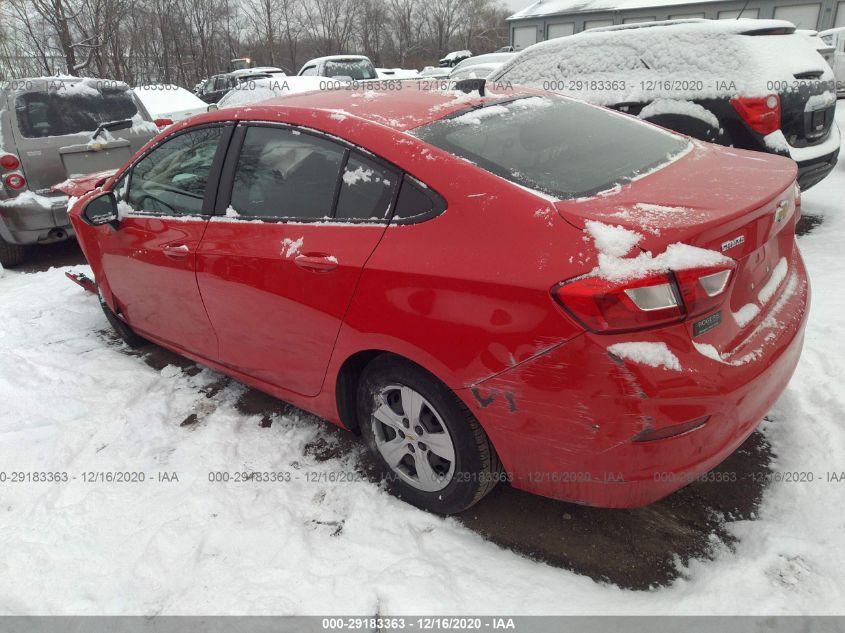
[323, 59, 377, 80]
[15, 84, 139, 138]
[412, 95, 688, 199]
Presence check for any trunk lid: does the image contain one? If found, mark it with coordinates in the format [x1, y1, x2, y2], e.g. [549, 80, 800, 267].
[555, 140, 799, 350]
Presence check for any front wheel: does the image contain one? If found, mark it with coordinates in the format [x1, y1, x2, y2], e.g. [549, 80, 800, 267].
[358, 356, 502, 514]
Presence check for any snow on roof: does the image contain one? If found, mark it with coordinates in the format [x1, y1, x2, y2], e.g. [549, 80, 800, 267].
[510, 0, 737, 19]
[494, 18, 832, 103]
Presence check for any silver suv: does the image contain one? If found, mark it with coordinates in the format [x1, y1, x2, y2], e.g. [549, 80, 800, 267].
[0, 77, 159, 266]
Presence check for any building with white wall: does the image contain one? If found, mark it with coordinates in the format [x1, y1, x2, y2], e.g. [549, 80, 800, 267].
[508, 0, 845, 49]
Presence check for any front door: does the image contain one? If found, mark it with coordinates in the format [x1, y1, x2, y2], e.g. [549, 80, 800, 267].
[197, 124, 399, 396]
[99, 125, 231, 359]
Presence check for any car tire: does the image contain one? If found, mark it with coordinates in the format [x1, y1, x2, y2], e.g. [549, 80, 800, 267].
[358, 355, 501, 514]
[0, 237, 26, 268]
[99, 294, 146, 348]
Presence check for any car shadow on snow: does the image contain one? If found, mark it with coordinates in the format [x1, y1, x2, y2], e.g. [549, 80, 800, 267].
[118, 335, 774, 592]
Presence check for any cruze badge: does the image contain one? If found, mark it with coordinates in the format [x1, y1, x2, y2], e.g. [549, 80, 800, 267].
[721, 235, 745, 252]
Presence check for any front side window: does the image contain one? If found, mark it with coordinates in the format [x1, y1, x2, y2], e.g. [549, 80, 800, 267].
[15, 85, 138, 138]
[126, 126, 224, 215]
[335, 153, 398, 220]
[412, 95, 688, 199]
[230, 126, 345, 219]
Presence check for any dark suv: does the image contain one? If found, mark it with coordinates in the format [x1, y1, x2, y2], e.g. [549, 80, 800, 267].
[491, 18, 839, 190]
[0, 77, 158, 266]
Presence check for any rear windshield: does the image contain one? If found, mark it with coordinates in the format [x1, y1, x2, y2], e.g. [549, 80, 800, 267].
[412, 95, 688, 199]
[15, 85, 138, 138]
[324, 59, 377, 80]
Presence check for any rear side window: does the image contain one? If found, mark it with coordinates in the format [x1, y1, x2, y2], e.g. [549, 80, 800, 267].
[230, 126, 345, 219]
[335, 153, 398, 220]
[15, 85, 138, 138]
[393, 176, 445, 221]
[126, 126, 224, 215]
[412, 96, 688, 199]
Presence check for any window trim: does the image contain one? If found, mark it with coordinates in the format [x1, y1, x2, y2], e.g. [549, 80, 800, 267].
[121, 122, 235, 218]
[215, 121, 406, 225]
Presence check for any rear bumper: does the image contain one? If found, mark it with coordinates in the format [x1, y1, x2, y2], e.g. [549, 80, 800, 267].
[466, 248, 810, 508]
[796, 149, 838, 190]
[0, 192, 73, 245]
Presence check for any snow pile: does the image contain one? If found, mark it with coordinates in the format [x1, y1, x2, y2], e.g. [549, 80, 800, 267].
[452, 104, 510, 125]
[281, 237, 304, 258]
[608, 342, 681, 370]
[584, 220, 731, 282]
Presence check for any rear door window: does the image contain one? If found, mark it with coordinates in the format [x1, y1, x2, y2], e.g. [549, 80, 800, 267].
[230, 126, 345, 219]
[335, 153, 398, 220]
[412, 95, 689, 199]
[126, 126, 224, 215]
[15, 85, 138, 138]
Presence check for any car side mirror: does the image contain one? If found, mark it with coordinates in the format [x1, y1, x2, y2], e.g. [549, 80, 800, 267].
[207, 104, 219, 112]
[83, 192, 119, 226]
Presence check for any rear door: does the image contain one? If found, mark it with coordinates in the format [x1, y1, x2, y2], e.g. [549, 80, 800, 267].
[98, 124, 233, 359]
[196, 123, 399, 396]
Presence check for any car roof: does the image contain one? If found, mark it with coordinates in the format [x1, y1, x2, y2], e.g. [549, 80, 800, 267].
[304, 55, 371, 65]
[819, 26, 845, 36]
[209, 82, 533, 132]
[230, 67, 285, 77]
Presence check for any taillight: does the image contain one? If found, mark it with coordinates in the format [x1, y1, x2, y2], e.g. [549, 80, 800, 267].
[4, 172, 27, 190]
[674, 263, 736, 318]
[730, 95, 781, 135]
[0, 154, 21, 170]
[554, 273, 684, 333]
[554, 263, 736, 333]
[154, 118, 173, 129]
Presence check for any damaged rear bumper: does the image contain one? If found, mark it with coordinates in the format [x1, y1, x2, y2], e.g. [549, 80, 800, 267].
[0, 191, 74, 245]
[463, 250, 810, 508]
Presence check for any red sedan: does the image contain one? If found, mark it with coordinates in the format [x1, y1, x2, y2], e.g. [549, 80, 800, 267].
[67, 83, 809, 514]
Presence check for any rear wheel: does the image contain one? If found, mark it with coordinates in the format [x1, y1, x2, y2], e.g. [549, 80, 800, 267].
[99, 294, 146, 348]
[0, 237, 26, 268]
[358, 356, 501, 514]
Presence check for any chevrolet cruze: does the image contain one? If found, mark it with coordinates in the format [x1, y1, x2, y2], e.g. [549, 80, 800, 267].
[65, 83, 809, 514]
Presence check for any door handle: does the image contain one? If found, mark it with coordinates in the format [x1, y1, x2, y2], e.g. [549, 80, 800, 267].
[163, 244, 190, 259]
[294, 253, 338, 273]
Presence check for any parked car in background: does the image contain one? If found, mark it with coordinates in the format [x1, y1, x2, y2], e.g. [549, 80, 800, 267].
[134, 84, 208, 126]
[820, 26, 845, 96]
[418, 66, 450, 79]
[495, 45, 514, 53]
[297, 55, 378, 80]
[212, 75, 335, 109]
[448, 52, 515, 81]
[439, 50, 472, 67]
[195, 67, 288, 104]
[492, 19, 839, 190]
[0, 76, 158, 266]
[65, 84, 808, 514]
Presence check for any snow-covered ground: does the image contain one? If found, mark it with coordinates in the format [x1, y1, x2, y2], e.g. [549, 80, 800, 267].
[1, 105, 845, 615]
